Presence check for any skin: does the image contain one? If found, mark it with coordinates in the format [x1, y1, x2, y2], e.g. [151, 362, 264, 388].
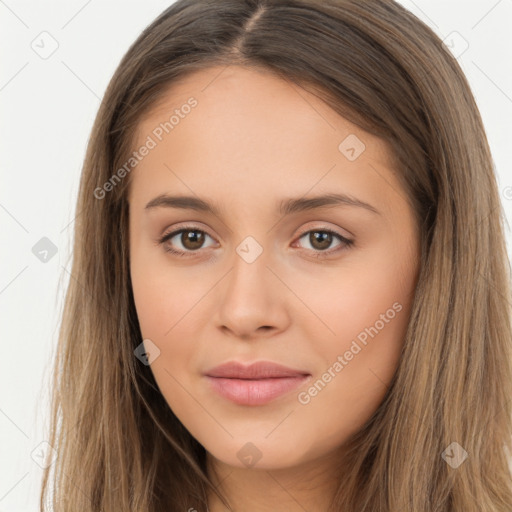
[128, 65, 421, 511]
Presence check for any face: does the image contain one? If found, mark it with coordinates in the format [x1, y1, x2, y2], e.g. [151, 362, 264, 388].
[128, 65, 420, 472]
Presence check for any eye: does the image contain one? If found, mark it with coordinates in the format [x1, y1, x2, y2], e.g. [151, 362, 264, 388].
[293, 228, 353, 257]
[158, 226, 217, 257]
[157, 225, 354, 258]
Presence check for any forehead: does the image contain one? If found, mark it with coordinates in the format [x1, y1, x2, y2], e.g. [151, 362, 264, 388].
[133, 64, 393, 156]
[128, 65, 401, 214]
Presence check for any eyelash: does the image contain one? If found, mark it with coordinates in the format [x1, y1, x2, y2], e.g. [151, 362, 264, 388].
[157, 225, 354, 259]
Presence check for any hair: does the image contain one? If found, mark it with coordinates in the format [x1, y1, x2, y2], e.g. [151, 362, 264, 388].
[40, 0, 512, 510]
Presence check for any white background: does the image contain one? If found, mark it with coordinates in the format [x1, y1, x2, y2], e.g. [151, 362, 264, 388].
[1, 1, 511, 510]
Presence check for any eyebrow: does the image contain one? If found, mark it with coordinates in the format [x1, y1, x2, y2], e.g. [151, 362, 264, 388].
[144, 193, 380, 216]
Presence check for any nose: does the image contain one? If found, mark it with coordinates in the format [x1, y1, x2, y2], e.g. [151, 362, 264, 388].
[214, 245, 290, 341]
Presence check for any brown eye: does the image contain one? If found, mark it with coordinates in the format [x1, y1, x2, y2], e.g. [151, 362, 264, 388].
[308, 231, 333, 251]
[159, 227, 216, 257]
[295, 228, 353, 257]
[180, 229, 205, 250]
[159, 226, 353, 259]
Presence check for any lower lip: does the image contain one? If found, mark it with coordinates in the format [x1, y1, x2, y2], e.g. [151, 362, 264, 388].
[205, 375, 311, 406]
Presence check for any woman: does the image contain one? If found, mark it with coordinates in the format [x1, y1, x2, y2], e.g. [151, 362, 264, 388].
[40, 0, 512, 510]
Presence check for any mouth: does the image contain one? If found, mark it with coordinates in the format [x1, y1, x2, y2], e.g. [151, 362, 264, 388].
[205, 375, 311, 405]
[204, 361, 311, 406]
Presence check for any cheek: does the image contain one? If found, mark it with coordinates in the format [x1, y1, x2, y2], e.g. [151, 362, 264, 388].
[130, 265, 202, 414]
[301, 241, 417, 399]
[130, 256, 217, 394]
[130, 252, 204, 338]
[291, 257, 415, 447]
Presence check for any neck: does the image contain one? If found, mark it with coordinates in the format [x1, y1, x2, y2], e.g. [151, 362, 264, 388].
[205, 449, 344, 512]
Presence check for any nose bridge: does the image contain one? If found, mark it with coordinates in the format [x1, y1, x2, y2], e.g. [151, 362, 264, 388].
[215, 234, 286, 335]
[235, 234, 266, 266]
[227, 234, 272, 302]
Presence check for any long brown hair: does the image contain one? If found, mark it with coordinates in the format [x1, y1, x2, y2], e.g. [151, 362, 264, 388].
[40, 0, 512, 510]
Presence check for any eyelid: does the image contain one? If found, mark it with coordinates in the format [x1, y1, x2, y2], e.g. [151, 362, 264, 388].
[158, 221, 215, 241]
[295, 221, 355, 240]
[295, 223, 353, 241]
[159, 222, 352, 242]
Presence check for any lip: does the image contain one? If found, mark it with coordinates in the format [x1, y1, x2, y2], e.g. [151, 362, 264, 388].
[204, 361, 311, 406]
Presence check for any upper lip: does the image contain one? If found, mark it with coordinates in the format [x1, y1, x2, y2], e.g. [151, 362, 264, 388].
[204, 361, 310, 379]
